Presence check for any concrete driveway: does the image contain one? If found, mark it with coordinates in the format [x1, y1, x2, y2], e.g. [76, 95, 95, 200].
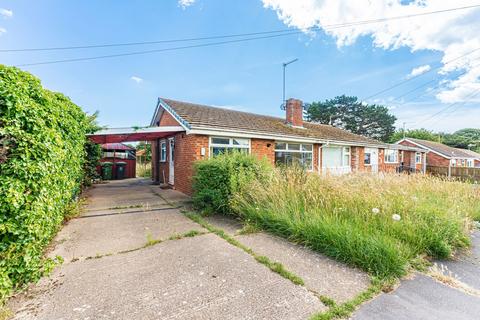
[8, 178, 479, 319]
[9, 178, 369, 320]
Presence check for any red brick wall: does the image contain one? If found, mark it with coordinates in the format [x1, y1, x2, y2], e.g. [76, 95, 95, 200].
[313, 143, 320, 172]
[159, 111, 181, 126]
[351, 146, 366, 172]
[251, 139, 275, 164]
[173, 134, 209, 195]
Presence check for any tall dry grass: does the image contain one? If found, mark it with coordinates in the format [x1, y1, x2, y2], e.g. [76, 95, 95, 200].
[233, 167, 480, 278]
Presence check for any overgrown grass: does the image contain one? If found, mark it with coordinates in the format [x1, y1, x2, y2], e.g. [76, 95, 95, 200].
[233, 167, 480, 279]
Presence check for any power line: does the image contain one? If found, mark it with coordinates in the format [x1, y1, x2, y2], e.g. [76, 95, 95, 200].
[2, 4, 479, 53]
[413, 88, 480, 126]
[14, 31, 301, 67]
[360, 47, 480, 102]
[391, 59, 480, 106]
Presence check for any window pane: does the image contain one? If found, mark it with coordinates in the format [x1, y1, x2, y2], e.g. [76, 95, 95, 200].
[302, 144, 313, 151]
[364, 153, 371, 165]
[211, 147, 227, 156]
[233, 138, 249, 146]
[211, 137, 230, 145]
[275, 151, 312, 170]
[343, 154, 350, 166]
[275, 142, 287, 150]
[288, 143, 300, 151]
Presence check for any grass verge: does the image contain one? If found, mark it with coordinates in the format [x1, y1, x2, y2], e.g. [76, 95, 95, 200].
[185, 212, 305, 286]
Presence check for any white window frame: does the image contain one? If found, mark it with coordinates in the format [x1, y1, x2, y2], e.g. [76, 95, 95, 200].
[467, 159, 474, 167]
[384, 149, 399, 164]
[275, 142, 314, 171]
[209, 136, 250, 157]
[364, 150, 372, 166]
[415, 152, 422, 164]
[160, 140, 167, 162]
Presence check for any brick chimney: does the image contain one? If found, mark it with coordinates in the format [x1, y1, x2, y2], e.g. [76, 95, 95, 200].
[285, 98, 303, 128]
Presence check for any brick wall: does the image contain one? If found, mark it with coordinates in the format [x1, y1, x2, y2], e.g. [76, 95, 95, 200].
[286, 99, 303, 127]
[251, 138, 275, 164]
[159, 111, 181, 126]
[173, 133, 209, 195]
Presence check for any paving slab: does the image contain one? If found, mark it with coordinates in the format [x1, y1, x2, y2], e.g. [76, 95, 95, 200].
[204, 214, 245, 235]
[49, 208, 205, 261]
[435, 230, 480, 291]
[12, 234, 325, 320]
[352, 273, 480, 320]
[237, 232, 371, 303]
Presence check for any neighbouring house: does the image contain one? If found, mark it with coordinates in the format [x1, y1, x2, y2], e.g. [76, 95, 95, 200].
[462, 149, 480, 168]
[149, 98, 427, 195]
[397, 138, 479, 168]
[98, 143, 137, 179]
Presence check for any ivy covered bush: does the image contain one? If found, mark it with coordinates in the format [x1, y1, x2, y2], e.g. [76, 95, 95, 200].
[0, 65, 96, 301]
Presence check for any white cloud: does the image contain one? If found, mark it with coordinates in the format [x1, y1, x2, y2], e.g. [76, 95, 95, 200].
[130, 76, 143, 84]
[261, 1, 480, 104]
[178, 0, 195, 9]
[0, 27, 6, 36]
[407, 65, 431, 79]
[0, 8, 13, 18]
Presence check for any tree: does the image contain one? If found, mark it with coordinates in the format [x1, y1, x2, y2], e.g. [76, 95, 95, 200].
[307, 95, 396, 142]
[389, 128, 441, 144]
[442, 128, 480, 151]
[136, 141, 152, 162]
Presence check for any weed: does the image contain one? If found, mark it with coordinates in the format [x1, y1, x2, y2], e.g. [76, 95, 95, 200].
[185, 212, 305, 287]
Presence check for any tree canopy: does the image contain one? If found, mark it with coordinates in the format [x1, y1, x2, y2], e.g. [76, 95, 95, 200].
[389, 128, 441, 144]
[307, 95, 396, 142]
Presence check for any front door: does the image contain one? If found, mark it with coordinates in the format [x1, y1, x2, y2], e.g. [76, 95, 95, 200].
[365, 148, 379, 173]
[168, 138, 175, 185]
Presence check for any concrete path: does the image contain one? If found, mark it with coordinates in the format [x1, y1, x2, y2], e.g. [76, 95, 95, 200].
[9, 179, 327, 320]
[352, 230, 480, 320]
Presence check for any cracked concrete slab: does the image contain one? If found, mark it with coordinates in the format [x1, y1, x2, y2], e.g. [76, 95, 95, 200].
[352, 273, 480, 320]
[49, 208, 205, 261]
[204, 214, 245, 235]
[236, 232, 371, 303]
[12, 234, 325, 320]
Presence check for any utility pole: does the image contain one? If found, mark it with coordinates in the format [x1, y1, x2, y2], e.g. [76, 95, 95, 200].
[402, 122, 407, 139]
[282, 58, 298, 106]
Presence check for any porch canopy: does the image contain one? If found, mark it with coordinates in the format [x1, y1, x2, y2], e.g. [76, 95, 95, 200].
[87, 126, 184, 144]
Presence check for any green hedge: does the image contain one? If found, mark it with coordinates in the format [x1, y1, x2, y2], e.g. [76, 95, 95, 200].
[0, 65, 94, 301]
[192, 152, 271, 214]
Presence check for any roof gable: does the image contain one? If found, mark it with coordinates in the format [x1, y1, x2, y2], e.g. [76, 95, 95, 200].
[401, 138, 476, 159]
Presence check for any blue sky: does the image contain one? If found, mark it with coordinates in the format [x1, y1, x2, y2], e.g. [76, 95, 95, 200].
[1, 0, 479, 133]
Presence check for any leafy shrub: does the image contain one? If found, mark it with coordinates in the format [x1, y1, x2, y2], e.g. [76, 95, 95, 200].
[0, 65, 95, 301]
[192, 152, 271, 214]
[233, 167, 478, 279]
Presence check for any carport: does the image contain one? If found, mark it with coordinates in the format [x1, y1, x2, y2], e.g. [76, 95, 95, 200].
[87, 126, 185, 183]
[87, 126, 184, 144]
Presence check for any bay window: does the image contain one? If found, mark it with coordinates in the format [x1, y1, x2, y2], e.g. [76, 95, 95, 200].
[275, 142, 313, 170]
[209, 136, 250, 156]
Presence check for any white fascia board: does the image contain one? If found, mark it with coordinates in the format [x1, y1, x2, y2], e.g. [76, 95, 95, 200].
[89, 126, 185, 136]
[188, 127, 386, 147]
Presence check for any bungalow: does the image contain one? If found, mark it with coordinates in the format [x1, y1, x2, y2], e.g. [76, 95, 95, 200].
[397, 138, 479, 168]
[150, 98, 426, 195]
